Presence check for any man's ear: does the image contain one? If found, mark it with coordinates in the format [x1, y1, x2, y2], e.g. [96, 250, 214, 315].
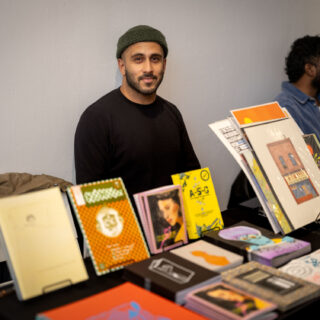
[118, 58, 126, 77]
[163, 58, 167, 72]
[305, 63, 317, 78]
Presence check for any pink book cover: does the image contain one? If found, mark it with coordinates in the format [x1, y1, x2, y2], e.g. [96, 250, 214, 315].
[133, 193, 153, 249]
[186, 282, 277, 320]
[139, 185, 188, 254]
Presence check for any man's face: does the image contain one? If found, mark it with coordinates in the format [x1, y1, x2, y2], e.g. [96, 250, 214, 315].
[118, 42, 166, 96]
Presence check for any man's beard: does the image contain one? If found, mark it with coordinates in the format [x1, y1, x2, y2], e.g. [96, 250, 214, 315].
[125, 70, 164, 96]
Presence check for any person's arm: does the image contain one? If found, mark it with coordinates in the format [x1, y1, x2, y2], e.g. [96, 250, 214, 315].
[173, 106, 201, 171]
[74, 108, 111, 184]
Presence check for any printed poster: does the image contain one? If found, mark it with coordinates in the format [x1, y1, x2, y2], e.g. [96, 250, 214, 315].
[244, 118, 320, 230]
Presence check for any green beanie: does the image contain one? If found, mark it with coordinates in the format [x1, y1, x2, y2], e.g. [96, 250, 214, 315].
[116, 25, 168, 58]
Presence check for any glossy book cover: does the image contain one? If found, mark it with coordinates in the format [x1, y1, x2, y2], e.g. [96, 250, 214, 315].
[67, 178, 150, 276]
[134, 185, 188, 254]
[222, 261, 320, 312]
[171, 168, 223, 239]
[36, 282, 207, 320]
[186, 282, 277, 320]
[171, 240, 243, 272]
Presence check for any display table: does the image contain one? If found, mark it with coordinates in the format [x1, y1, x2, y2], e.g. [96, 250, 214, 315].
[0, 207, 319, 320]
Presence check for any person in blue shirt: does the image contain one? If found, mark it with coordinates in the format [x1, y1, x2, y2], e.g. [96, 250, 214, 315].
[275, 35, 320, 141]
[228, 35, 320, 209]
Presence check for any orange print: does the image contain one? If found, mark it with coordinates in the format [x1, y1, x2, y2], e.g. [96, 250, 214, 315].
[191, 250, 229, 266]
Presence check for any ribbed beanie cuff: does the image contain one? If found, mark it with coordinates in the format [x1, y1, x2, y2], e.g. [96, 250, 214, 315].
[116, 25, 168, 58]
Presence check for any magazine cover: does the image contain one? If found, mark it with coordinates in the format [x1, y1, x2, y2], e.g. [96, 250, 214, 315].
[222, 261, 320, 312]
[244, 118, 320, 230]
[67, 178, 150, 276]
[0, 187, 88, 300]
[135, 185, 188, 254]
[36, 282, 207, 320]
[171, 167, 223, 239]
[231, 101, 287, 128]
[186, 282, 277, 320]
[171, 240, 243, 272]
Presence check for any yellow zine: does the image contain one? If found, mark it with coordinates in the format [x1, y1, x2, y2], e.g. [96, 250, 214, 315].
[171, 168, 223, 239]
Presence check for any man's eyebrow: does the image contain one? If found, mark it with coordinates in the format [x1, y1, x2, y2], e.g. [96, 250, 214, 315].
[150, 53, 163, 58]
[130, 53, 144, 58]
[130, 53, 163, 58]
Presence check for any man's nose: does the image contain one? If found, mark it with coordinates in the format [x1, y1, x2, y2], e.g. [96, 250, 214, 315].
[143, 59, 153, 72]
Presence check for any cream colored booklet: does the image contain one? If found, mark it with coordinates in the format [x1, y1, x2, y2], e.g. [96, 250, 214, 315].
[0, 187, 88, 300]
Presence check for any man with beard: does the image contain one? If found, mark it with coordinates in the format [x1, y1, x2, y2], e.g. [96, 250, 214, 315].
[275, 35, 320, 141]
[74, 25, 200, 197]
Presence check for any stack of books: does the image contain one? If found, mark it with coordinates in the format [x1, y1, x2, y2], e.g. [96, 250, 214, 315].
[123, 250, 221, 305]
[204, 221, 311, 267]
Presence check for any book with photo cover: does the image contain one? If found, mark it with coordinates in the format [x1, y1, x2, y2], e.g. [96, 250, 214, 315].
[280, 249, 320, 285]
[204, 221, 310, 267]
[185, 282, 277, 320]
[36, 282, 207, 320]
[134, 185, 188, 254]
[244, 118, 320, 231]
[221, 261, 320, 312]
[171, 167, 224, 239]
[0, 187, 88, 301]
[171, 240, 243, 272]
[123, 250, 221, 305]
[67, 178, 150, 276]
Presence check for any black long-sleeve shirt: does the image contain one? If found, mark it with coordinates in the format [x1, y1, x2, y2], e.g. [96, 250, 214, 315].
[75, 88, 200, 197]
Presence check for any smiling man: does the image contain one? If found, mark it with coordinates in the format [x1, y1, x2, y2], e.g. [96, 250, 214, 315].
[74, 25, 200, 197]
